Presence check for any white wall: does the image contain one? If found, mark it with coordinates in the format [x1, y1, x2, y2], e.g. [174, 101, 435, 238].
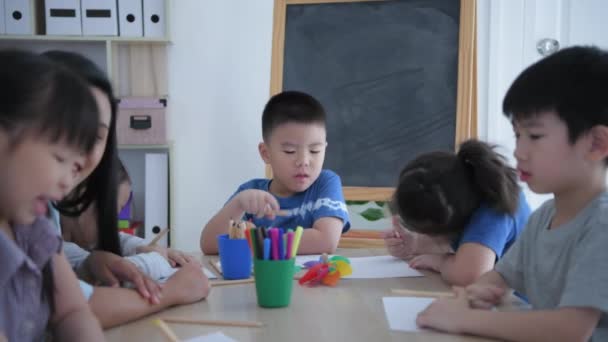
[480, 0, 553, 210]
[479, 0, 608, 211]
[168, 0, 274, 251]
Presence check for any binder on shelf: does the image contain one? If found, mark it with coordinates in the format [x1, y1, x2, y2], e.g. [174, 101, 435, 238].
[0, 0, 6, 34]
[5, 0, 34, 35]
[144, 153, 169, 247]
[82, 0, 118, 36]
[45, 0, 82, 36]
[142, 0, 165, 38]
[118, 0, 143, 37]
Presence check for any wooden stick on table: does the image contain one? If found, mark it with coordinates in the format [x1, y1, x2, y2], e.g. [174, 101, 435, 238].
[390, 288, 453, 298]
[210, 278, 255, 287]
[163, 317, 263, 328]
[207, 259, 222, 276]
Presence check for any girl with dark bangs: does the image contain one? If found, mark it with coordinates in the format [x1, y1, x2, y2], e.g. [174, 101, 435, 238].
[0, 50, 104, 341]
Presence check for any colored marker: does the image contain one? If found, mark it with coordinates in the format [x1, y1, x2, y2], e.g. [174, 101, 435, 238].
[270, 228, 279, 260]
[244, 228, 253, 256]
[286, 231, 294, 260]
[291, 226, 303, 258]
[278, 228, 284, 260]
[249, 228, 258, 259]
[255, 227, 265, 259]
[263, 238, 271, 260]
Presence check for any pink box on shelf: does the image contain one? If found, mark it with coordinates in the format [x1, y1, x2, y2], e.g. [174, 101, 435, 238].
[117, 97, 167, 145]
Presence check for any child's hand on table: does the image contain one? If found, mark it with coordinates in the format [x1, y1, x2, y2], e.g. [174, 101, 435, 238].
[137, 245, 199, 267]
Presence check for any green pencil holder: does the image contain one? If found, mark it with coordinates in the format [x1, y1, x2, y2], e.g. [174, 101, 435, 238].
[253, 258, 295, 308]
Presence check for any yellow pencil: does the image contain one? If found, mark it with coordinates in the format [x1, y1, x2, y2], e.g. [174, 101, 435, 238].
[152, 319, 180, 342]
[163, 316, 263, 328]
[390, 288, 452, 298]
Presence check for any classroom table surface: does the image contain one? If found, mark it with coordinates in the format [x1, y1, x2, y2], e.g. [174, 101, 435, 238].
[104, 248, 505, 342]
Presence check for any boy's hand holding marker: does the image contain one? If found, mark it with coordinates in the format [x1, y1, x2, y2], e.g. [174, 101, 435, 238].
[234, 189, 281, 219]
[232, 189, 294, 220]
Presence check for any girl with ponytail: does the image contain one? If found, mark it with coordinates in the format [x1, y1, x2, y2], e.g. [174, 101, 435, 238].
[384, 139, 531, 286]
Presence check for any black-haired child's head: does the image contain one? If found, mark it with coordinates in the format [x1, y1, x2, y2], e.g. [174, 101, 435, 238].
[0, 50, 99, 225]
[392, 140, 519, 237]
[45, 50, 122, 255]
[259, 91, 328, 197]
[503, 46, 608, 193]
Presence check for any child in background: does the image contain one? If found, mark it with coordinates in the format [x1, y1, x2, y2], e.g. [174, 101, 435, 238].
[201, 91, 350, 255]
[386, 139, 530, 286]
[0, 50, 104, 341]
[44, 50, 209, 328]
[417, 46, 608, 341]
[62, 157, 193, 274]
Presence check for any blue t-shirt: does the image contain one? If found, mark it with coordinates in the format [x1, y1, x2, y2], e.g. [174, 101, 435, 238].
[229, 169, 350, 232]
[451, 191, 531, 258]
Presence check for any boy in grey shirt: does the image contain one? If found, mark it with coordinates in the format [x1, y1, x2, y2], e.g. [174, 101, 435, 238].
[415, 46, 608, 341]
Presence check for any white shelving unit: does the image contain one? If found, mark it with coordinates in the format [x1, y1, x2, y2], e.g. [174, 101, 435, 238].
[0, 0, 174, 246]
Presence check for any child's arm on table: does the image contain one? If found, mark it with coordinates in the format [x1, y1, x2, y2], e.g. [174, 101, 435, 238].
[120, 231, 196, 267]
[462, 270, 510, 309]
[89, 262, 210, 328]
[50, 252, 104, 342]
[80, 250, 162, 304]
[201, 189, 279, 254]
[409, 243, 496, 286]
[417, 287, 600, 342]
[383, 216, 452, 259]
[296, 217, 343, 254]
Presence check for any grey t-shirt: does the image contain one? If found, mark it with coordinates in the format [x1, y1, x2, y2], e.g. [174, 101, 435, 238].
[496, 192, 608, 341]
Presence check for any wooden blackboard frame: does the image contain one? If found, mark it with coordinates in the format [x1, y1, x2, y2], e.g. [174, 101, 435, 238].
[269, 0, 477, 202]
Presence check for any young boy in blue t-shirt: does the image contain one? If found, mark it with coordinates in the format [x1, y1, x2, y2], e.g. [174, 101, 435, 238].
[417, 46, 608, 341]
[201, 91, 350, 255]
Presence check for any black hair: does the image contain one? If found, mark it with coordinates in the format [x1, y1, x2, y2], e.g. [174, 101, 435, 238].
[0, 50, 100, 316]
[262, 91, 326, 141]
[46, 50, 122, 256]
[392, 139, 520, 237]
[117, 157, 131, 185]
[0, 50, 98, 152]
[503, 45, 608, 144]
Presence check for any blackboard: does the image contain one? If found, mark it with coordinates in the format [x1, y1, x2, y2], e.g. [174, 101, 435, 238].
[272, 0, 476, 197]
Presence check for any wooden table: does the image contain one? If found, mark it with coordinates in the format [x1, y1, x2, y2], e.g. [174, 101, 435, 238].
[104, 249, 498, 342]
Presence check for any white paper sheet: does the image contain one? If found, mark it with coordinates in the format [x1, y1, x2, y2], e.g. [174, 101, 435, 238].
[382, 297, 434, 332]
[184, 332, 238, 342]
[296, 255, 423, 278]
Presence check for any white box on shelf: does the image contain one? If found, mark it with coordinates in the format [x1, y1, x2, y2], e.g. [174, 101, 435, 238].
[0, 0, 6, 34]
[142, 0, 164, 38]
[82, 0, 118, 36]
[5, 0, 34, 35]
[45, 0, 82, 35]
[144, 153, 168, 247]
[118, 0, 143, 37]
